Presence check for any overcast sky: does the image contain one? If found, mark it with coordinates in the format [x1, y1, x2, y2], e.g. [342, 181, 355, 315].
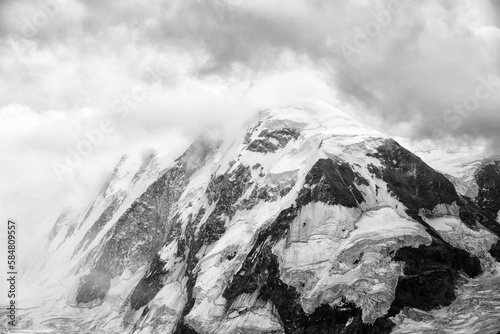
[1, 0, 500, 266]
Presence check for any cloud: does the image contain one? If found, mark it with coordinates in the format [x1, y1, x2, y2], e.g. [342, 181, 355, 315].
[158, 0, 500, 145]
[2, 0, 498, 145]
[28, 0, 494, 146]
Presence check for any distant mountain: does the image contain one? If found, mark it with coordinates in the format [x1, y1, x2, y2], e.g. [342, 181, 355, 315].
[17, 100, 500, 333]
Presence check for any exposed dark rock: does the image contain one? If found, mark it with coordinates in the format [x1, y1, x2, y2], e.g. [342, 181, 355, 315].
[369, 139, 490, 241]
[354, 172, 370, 187]
[130, 207, 206, 312]
[252, 163, 262, 170]
[458, 196, 500, 236]
[172, 214, 206, 333]
[296, 159, 365, 208]
[367, 163, 383, 179]
[76, 200, 168, 304]
[73, 154, 158, 257]
[261, 128, 300, 145]
[369, 139, 459, 217]
[304, 302, 395, 334]
[370, 139, 483, 319]
[475, 160, 500, 216]
[370, 140, 500, 236]
[243, 121, 263, 145]
[489, 240, 500, 262]
[130, 255, 167, 310]
[175, 324, 201, 334]
[199, 214, 227, 246]
[73, 198, 121, 257]
[223, 207, 299, 305]
[238, 183, 285, 208]
[247, 128, 300, 153]
[202, 164, 253, 244]
[247, 139, 279, 153]
[279, 182, 296, 197]
[76, 266, 111, 305]
[388, 242, 481, 315]
[77, 140, 216, 306]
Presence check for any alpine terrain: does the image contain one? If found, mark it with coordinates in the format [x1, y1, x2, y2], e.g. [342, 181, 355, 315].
[13, 100, 500, 333]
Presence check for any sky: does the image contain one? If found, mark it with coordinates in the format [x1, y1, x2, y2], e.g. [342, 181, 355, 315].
[1, 0, 500, 267]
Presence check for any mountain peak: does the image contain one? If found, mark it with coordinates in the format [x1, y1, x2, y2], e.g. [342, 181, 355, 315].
[21, 101, 500, 334]
[257, 99, 384, 140]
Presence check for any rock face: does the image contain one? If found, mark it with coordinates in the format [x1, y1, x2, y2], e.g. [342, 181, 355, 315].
[475, 159, 500, 217]
[19, 100, 500, 333]
[75, 140, 215, 306]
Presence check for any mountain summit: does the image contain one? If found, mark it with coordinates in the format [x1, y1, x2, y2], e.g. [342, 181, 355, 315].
[19, 101, 500, 333]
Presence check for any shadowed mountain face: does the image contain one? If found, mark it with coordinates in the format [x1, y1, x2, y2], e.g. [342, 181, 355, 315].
[475, 160, 500, 217]
[23, 101, 500, 333]
[472, 159, 500, 262]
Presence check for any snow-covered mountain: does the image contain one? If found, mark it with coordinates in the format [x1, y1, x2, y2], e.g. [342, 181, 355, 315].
[14, 100, 500, 333]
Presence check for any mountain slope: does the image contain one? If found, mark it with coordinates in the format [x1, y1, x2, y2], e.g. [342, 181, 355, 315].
[17, 100, 500, 334]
